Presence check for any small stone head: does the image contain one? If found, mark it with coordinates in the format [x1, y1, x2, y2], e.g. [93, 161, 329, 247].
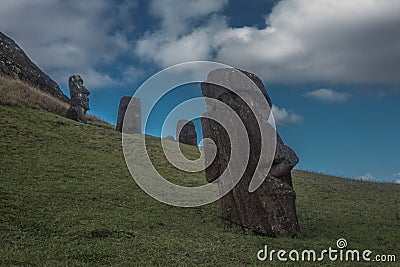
[68, 75, 90, 111]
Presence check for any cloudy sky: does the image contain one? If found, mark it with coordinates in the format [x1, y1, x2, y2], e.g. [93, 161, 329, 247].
[1, 0, 399, 183]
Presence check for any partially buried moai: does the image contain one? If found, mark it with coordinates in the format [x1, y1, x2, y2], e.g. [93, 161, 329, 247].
[176, 119, 197, 146]
[66, 75, 90, 123]
[116, 96, 141, 134]
[201, 68, 299, 237]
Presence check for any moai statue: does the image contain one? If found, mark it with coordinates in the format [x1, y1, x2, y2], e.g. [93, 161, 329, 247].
[66, 75, 90, 123]
[201, 68, 299, 237]
[177, 119, 197, 146]
[116, 96, 141, 134]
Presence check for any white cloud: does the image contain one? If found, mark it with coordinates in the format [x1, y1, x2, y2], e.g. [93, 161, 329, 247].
[0, 0, 137, 90]
[393, 173, 400, 184]
[357, 173, 375, 182]
[136, 28, 214, 67]
[136, 10, 228, 67]
[122, 65, 146, 85]
[304, 89, 350, 103]
[270, 104, 303, 125]
[3, 0, 400, 91]
[217, 0, 400, 84]
[50, 68, 120, 91]
[137, 0, 400, 86]
[149, 0, 228, 36]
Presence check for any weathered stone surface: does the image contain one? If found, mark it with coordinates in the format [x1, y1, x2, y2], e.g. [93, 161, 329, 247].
[0, 31, 68, 102]
[177, 119, 197, 146]
[201, 68, 299, 237]
[116, 96, 131, 132]
[116, 96, 141, 134]
[66, 75, 90, 123]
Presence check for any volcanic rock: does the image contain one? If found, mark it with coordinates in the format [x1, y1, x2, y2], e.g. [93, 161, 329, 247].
[0, 31, 68, 102]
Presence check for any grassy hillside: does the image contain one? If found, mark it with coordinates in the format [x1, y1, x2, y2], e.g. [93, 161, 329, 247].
[0, 76, 110, 128]
[0, 83, 399, 265]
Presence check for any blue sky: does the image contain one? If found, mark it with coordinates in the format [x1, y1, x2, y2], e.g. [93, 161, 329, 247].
[1, 0, 399, 183]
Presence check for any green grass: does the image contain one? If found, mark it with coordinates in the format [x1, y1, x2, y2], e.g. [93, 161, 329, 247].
[1, 104, 399, 266]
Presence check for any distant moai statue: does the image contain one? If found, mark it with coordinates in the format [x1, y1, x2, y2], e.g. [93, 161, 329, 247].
[66, 75, 90, 123]
[201, 68, 299, 237]
[176, 119, 197, 146]
[164, 135, 175, 141]
[116, 96, 141, 134]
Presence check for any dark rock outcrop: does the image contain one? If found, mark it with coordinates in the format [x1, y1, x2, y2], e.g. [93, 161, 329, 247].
[0, 31, 68, 102]
[177, 119, 197, 146]
[66, 75, 90, 123]
[116, 96, 141, 134]
[201, 68, 299, 237]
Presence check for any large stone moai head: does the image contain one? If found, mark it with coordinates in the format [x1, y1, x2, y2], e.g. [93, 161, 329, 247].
[117, 96, 141, 134]
[66, 75, 90, 123]
[176, 119, 197, 146]
[201, 68, 299, 237]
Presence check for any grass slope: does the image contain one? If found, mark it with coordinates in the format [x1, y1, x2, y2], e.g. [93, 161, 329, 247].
[0, 76, 110, 128]
[1, 104, 399, 266]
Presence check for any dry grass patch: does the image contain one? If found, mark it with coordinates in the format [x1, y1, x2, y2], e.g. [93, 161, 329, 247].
[0, 76, 69, 116]
[0, 76, 111, 127]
